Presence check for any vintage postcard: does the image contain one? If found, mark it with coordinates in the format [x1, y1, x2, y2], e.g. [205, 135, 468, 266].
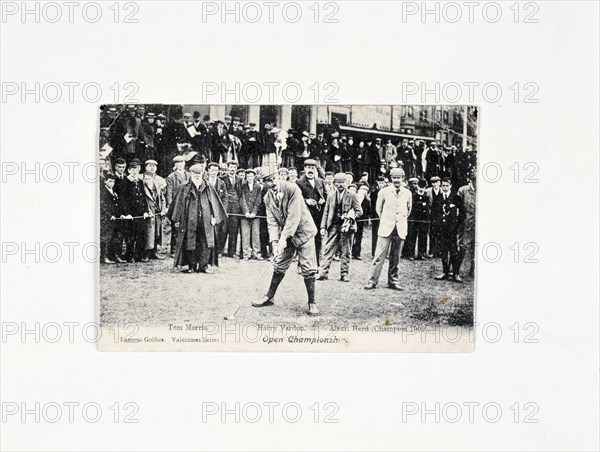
[98, 104, 477, 351]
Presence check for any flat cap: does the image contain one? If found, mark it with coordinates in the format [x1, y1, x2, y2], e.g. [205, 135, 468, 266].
[172, 155, 185, 163]
[334, 172, 347, 182]
[145, 159, 158, 166]
[390, 168, 405, 178]
[429, 176, 441, 183]
[262, 172, 278, 182]
[303, 159, 317, 167]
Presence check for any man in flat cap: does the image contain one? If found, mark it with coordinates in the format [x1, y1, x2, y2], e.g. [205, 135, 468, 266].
[317, 172, 363, 282]
[121, 159, 149, 263]
[240, 168, 264, 260]
[351, 182, 372, 261]
[404, 179, 431, 261]
[206, 162, 228, 207]
[296, 159, 326, 265]
[168, 158, 227, 273]
[142, 171, 167, 261]
[252, 173, 319, 315]
[219, 160, 242, 258]
[364, 168, 412, 290]
[165, 155, 190, 256]
[434, 177, 463, 282]
[401, 176, 420, 259]
[100, 173, 123, 264]
[426, 175, 444, 257]
[206, 161, 228, 263]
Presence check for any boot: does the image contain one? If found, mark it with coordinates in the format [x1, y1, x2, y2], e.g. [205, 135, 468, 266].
[304, 276, 316, 304]
[266, 271, 285, 299]
[251, 271, 285, 306]
[304, 276, 319, 315]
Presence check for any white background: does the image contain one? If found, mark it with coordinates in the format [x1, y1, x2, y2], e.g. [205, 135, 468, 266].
[1, 1, 598, 450]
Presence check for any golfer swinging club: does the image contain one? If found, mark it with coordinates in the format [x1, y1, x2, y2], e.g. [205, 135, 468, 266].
[251, 172, 319, 316]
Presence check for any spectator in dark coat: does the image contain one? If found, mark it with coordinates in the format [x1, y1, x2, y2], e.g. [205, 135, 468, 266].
[239, 169, 264, 260]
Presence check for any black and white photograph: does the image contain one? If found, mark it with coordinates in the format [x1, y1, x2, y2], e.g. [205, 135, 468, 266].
[98, 104, 478, 351]
[2, 1, 598, 451]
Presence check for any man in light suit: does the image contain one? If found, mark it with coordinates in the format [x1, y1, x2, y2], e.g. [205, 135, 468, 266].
[317, 172, 363, 282]
[251, 173, 319, 315]
[364, 168, 412, 290]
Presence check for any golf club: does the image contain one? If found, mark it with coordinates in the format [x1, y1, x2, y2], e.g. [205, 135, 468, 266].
[224, 260, 273, 320]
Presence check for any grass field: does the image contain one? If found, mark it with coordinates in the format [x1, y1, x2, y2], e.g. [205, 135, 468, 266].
[100, 228, 474, 330]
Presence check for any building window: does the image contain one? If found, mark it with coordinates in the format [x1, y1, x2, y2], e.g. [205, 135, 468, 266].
[330, 112, 347, 126]
[408, 106, 414, 117]
[259, 105, 281, 129]
[443, 111, 449, 122]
